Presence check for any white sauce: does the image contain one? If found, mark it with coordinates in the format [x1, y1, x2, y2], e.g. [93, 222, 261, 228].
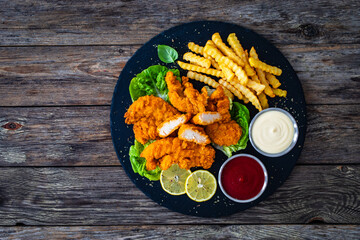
[252, 110, 294, 154]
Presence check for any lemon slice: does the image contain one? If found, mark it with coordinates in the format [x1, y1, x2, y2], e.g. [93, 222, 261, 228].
[185, 170, 217, 202]
[160, 164, 191, 195]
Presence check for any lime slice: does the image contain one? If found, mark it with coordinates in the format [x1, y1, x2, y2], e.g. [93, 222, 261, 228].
[160, 164, 191, 195]
[185, 170, 217, 202]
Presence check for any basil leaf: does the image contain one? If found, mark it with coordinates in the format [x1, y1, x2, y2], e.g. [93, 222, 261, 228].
[157, 45, 178, 63]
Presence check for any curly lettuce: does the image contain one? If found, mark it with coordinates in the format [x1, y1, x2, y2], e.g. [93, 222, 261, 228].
[215, 102, 250, 157]
[129, 140, 161, 181]
[129, 65, 180, 102]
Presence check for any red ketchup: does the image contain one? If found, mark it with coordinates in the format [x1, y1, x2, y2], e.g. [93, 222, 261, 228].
[221, 156, 265, 200]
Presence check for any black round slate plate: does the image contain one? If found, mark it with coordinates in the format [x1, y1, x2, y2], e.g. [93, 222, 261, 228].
[110, 21, 307, 218]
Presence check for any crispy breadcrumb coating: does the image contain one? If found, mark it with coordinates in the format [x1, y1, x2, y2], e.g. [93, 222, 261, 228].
[205, 86, 242, 146]
[166, 71, 208, 114]
[140, 137, 215, 170]
[206, 86, 231, 122]
[124, 95, 179, 144]
[205, 121, 242, 146]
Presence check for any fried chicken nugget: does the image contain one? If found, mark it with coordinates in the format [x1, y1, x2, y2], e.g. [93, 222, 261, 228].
[178, 124, 211, 145]
[205, 121, 242, 146]
[157, 113, 192, 138]
[140, 137, 215, 171]
[166, 71, 208, 114]
[124, 95, 179, 144]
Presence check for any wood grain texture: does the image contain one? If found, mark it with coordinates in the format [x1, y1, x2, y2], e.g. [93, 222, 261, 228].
[0, 0, 359, 235]
[0, 105, 359, 166]
[0, 44, 359, 106]
[0, 225, 359, 240]
[0, 165, 359, 225]
[0, 0, 359, 46]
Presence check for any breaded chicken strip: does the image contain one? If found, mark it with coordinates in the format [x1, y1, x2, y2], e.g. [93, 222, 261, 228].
[124, 95, 179, 144]
[178, 124, 210, 145]
[166, 71, 208, 114]
[205, 121, 242, 146]
[140, 137, 215, 171]
[157, 113, 192, 138]
[191, 111, 222, 125]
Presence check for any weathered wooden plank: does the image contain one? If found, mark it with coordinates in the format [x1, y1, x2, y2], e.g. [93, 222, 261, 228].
[0, 225, 359, 240]
[0, 44, 359, 106]
[0, 0, 359, 46]
[0, 105, 359, 166]
[0, 106, 114, 166]
[0, 46, 135, 106]
[0, 165, 359, 225]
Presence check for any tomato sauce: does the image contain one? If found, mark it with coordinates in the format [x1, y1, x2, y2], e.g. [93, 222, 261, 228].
[221, 156, 265, 200]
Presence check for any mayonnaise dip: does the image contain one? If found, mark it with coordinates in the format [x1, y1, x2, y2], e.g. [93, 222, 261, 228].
[251, 110, 295, 154]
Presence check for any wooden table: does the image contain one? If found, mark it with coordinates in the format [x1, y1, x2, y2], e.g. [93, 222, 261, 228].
[0, 0, 359, 239]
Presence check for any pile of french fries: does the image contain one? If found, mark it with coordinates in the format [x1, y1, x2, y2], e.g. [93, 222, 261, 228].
[177, 32, 287, 112]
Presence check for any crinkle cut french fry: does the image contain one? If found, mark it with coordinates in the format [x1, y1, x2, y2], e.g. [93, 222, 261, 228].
[243, 61, 256, 77]
[247, 79, 265, 95]
[272, 88, 287, 97]
[251, 74, 261, 83]
[219, 64, 235, 82]
[227, 33, 245, 55]
[218, 79, 243, 100]
[205, 40, 216, 48]
[183, 52, 211, 69]
[188, 42, 204, 55]
[258, 92, 269, 109]
[265, 72, 281, 88]
[257, 68, 275, 98]
[204, 45, 249, 86]
[187, 71, 219, 89]
[227, 33, 256, 76]
[225, 77, 262, 111]
[218, 56, 249, 86]
[177, 61, 223, 78]
[242, 96, 250, 104]
[212, 33, 245, 67]
[202, 41, 220, 69]
[249, 47, 259, 59]
[203, 52, 220, 70]
[250, 47, 275, 97]
[203, 44, 223, 62]
[248, 57, 282, 76]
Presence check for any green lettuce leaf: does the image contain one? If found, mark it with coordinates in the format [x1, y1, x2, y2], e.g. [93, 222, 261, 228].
[216, 102, 250, 157]
[129, 65, 180, 102]
[129, 140, 161, 181]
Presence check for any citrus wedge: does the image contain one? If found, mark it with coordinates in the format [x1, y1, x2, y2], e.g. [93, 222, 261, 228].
[160, 164, 191, 195]
[185, 170, 217, 202]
